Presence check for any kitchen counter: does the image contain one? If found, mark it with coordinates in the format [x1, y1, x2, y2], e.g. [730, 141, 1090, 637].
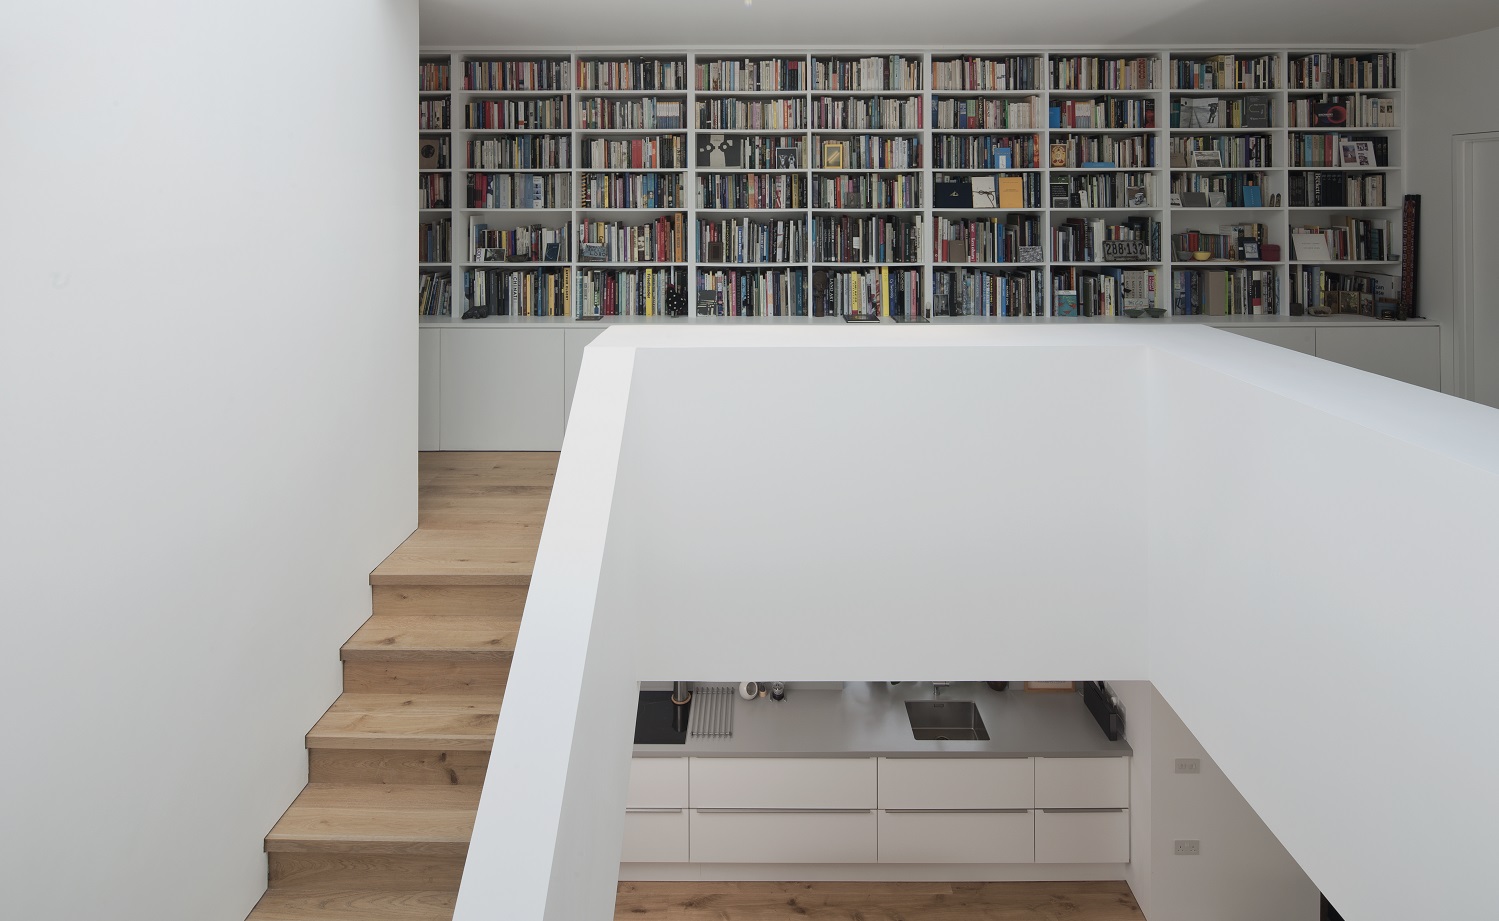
[633, 681, 1131, 758]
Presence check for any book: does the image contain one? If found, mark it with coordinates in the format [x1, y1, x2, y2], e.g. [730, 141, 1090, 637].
[1056, 290, 1079, 316]
[934, 179, 972, 208]
[1244, 95, 1271, 128]
[971, 177, 998, 208]
[1292, 232, 1332, 261]
[998, 176, 1024, 209]
[1049, 142, 1068, 168]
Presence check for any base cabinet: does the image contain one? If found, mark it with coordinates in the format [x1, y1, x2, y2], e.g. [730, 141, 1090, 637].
[878, 810, 1034, 863]
[689, 809, 877, 863]
[1034, 809, 1130, 864]
[622, 809, 689, 862]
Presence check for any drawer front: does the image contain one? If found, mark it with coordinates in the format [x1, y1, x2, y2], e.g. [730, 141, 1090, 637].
[690, 758, 876, 809]
[878, 810, 1034, 863]
[689, 809, 877, 863]
[878, 757, 1033, 809]
[628, 758, 688, 809]
[621, 809, 688, 863]
[1034, 809, 1130, 864]
[1034, 757, 1129, 808]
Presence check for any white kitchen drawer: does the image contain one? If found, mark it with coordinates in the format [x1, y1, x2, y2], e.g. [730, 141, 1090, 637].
[689, 809, 877, 863]
[878, 809, 1034, 863]
[878, 757, 1033, 809]
[1034, 809, 1130, 864]
[689, 758, 876, 810]
[621, 808, 688, 862]
[1034, 757, 1130, 809]
[628, 757, 687, 809]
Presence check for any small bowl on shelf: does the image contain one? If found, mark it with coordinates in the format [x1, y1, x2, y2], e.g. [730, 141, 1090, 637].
[1192, 251, 1213, 261]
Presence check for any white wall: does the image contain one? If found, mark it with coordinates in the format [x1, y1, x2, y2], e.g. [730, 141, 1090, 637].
[0, 3, 418, 919]
[1409, 24, 1499, 391]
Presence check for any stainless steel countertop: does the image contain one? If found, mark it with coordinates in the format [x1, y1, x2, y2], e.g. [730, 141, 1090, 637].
[633, 681, 1131, 758]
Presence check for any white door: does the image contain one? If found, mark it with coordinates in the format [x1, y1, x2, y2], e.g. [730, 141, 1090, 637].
[1457, 133, 1499, 407]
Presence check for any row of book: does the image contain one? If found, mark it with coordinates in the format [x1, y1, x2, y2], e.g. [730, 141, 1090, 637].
[817, 136, 922, 170]
[420, 61, 450, 92]
[1170, 224, 1269, 262]
[696, 58, 804, 92]
[422, 135, 451, 169]
[933, 267, 1043, 317]
[695, 135, 803, 169]
[696, 173, 805, 209]
[814, 174, 920, 210]
[468, 173, 568, 209]
[419, 271, 451, 316]
[696, 98, 805, 131]
[579, 172, 683, 209]
[1291, 218, 1392, 262]
[1049, 172, 1155, 209]
[697, 217, 807, 264]
[577, 267, 685, 316]
[697, 268, 807, 317]
[1290, 133, 1389, 168]
[1287, 95, 1397, 128]
[812, 214, 923, 264]
[1171, 172, 1268, 209]
[935, 174, 1036, 209]
[463, 267, 569, 318]
[1051, 135, 1156, 169]
[812, 267, 923, 318]
[468, 219, 569, 263]
[1169, 95, 1272, 129]
[1050, 97, 1154, 129]
[810, 96, 922, 130]
[576, 59, 687, 91]
[1050, 56, 1156, 92]
[934, 134, 1038, 169]
[933, 215, 1042, 264]
[931, 56, 1042, 92]
[420, 174, 451, 209]
[1288, 171, 1386, 208]
[468, 134, 568, 170]
[1172, 268, 1279, 315]
[934, 96, 1041, 130]
[578, 98, 685, 130]
[1050, 216, 1159, 263]
[419, 99, 449, 130]
[1290, 266, 1397, 317]
[578, 215, 687, 263]
[464, 98, 568, 130]
[1171, 54, 1276, 91]
[812, 56, 923, 92]
[582, 136, 687, 169]
[1289, 53, 1397, 90]
[464, 59, 566, 92]
[420, 218, 451, 263]
[1170, 135, 1273, 169]
[1053, 266, 1155, 315]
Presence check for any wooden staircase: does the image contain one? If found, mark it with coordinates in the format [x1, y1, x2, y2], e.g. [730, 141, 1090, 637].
[247, 453, 556, 921]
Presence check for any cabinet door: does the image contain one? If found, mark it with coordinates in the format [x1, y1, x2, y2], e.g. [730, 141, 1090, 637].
[564, 327, 607, 429]
[621, 809, 688, 862]
[689, 809, 877, 863]
[879, 757, 1033, 809]
[418, 328, 441, 450]
[1315, 326, 1441, 390]
[628, 758, 687, 809]
[690, 758, 876, 810]
[438, 329, 565, 450]
[1034, 809, 1130, 863]
[1034, 757, 1129, 809]
[878, 810, 1034, 863]
[1218, 326, 1316, 355]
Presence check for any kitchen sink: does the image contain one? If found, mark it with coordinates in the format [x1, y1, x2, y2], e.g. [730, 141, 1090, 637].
[905, 700, 989, 741]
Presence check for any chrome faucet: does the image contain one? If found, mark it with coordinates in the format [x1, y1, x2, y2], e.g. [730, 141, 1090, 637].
[932, 681, 950, 697]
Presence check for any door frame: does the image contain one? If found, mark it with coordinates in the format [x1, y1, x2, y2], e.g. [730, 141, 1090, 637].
[1452, 131, 1499, 402]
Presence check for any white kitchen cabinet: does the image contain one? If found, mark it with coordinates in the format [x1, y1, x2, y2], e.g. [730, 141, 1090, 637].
[689, 758, 876, 810]
[564, 327, 607, 429]
[1034, 757, 1130, 809]
[1034, 809, 1130, 863]
[689, 809, 877, 863]
[628, 758, 687, 809]
[878, 757, 1033, 810]
[621, 809, 689, 863]
[1219, 326, 1316, 355]
[878, 809, 1034, 863]
[418, 328, 441, 450]
[437, 328, 565, 450]
[1315, 325, 1441, 390]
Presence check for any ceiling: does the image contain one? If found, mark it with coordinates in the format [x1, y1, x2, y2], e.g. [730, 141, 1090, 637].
[420, 0, 1499, 49]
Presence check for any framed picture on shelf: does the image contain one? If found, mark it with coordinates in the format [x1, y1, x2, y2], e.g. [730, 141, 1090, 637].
[1240, 241, 1260, 261]
[1126, 185, 1149, 207]
[821, 141, 844, 169]
[1208, 191, 1228, 208]
[580, 242, 607, 262]
[775, 147, 798, 169]
[1180, 97, 1220, 129]
[1190, 150, 1224, 169]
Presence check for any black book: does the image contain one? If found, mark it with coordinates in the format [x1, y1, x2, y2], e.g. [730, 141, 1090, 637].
[934, 179, 972, 208]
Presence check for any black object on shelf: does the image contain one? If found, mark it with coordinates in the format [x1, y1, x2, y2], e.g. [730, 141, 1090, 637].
[843, 313, 881, 323]
[889, 313, 929, 323]
[1082, 680, 1124, 741]
[634, 690, 690, 744]
[576, 314, 603, 321]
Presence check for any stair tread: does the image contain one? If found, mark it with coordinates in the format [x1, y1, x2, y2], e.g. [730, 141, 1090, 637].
[309, 694, 500, 750]
[266, 784, 478, 854]
[248, 887, 455, 920]
[344, 614, 519, 661]
[371, 530, 538, 586]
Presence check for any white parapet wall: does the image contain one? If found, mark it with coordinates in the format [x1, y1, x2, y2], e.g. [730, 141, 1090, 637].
[454, 325, 1499, 921]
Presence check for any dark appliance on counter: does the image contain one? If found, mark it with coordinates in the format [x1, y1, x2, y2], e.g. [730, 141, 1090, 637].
[1083, 680, 1124, 741]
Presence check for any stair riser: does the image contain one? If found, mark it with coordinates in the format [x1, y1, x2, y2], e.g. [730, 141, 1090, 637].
[268, 853, 466, 891]
[309, 749, 490, 785]
[371, 585, 528, 617]
[342, 660, 510, 694]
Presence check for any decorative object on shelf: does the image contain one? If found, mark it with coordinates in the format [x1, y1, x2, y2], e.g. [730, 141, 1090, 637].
[775, 147, 797, 169]
[1193, 250, 1212, 261]
[1260, 243, 1281, 262]
[696, 134, 741, 168]
[1190, 150, 1223, 169]
[1103, 240, 1152, 262]
[664, 283, 687, 316]
[579, 242, 607, 262]
[821, 141, 844, 170]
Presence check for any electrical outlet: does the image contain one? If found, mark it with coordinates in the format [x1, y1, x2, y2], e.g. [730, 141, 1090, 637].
[1174, 839, 1201, 856]
[1175, 758, 1201, 774]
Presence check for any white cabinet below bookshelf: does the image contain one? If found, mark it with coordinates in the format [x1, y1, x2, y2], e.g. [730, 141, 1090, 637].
[436, 328, 565, 450]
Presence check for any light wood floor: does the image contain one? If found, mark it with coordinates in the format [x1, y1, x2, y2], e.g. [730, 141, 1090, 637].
[615, 881, 1145, 920]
